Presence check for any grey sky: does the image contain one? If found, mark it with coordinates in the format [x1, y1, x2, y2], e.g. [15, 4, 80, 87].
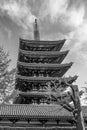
[0, 0, 87, 88]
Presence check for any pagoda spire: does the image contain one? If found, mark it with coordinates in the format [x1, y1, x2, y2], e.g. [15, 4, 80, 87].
[34, 19, 40, 41]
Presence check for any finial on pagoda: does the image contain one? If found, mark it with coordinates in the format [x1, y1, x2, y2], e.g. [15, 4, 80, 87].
[34, 19, 40, 41]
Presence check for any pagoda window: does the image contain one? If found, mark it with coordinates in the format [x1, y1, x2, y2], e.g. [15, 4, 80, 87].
[35, 47, 37, 51]
[19, 53, 24, 61]
[33, 83, 38, 91]
[61, 68, 67, 77]
[29, 57, 31, 63]
[32, 58, 34, 63]
[24, 46, 28, 50]
[28, 46, 31, 51]
[44, 70, 46, 76]
[31, 69, 34, 76]
[30, 47, 32, 51]
[35, 98, 38, 104]
[39, 58, 42, 63]
[36, 58, 38, 63]
[39, 57, 41, 61]
[53, 70, 58, 77]
[38, 83, 42, 90]
[33, 70, 36, 76]
[47, 58, 51, 63]
[55, 57, 60, 63]
[33, 47, 36, 51]
[52, 58, 57, 63]
[45, 71, 47, 77]
[52, 71, 56, 77]
[34, 70, 37, 76]
[37, 58, 40, 63]
[58, 69, 63, 75]
[32, 84, 35, 91]
[40, 98, 46, 104]
[41, 58, 44, 63]
[47, 70, 50, 77]
[32, 99, 34, 104]
[24, 56, 28, 62]
[38, 70, 41, 76]
[33, 58, 36, 63]
[32, 58, 35, 63]
[34, 47, 36, 51]
[28, 57, 30, 63]
[48, 70, 50, 76]
[51, 70, 55, 76]
[31, 58, 33, 63]
[43, 58, 47, 63]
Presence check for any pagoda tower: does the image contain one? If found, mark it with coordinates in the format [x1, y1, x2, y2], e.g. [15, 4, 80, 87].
[0, 19, 87, 130]
[14, 19, 73, 104]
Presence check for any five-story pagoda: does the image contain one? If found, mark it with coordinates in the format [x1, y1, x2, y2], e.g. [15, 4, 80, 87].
[14, 19, 73, 104]
[0, 19, 87, 130]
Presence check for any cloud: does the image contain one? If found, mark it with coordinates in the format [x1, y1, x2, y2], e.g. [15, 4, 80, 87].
[38, 0, 87, 88]
[39, 0, 85, 28]
[67, 20, 87, 65]
[0, 0, 36, 30]
[4, 27, 12, 39]
[39, 0, 68, 22]
[65, 5, 85, 27]
[0, 0, 87, 88]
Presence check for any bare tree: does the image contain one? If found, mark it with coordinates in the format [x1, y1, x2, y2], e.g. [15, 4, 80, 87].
[0, 47, 16, 104]
[45, 76, 85, 130]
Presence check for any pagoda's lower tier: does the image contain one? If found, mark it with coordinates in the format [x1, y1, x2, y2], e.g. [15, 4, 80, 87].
[0, 126, 78, 130]
[19, 38, 66, 51]
[18, 49, 69, 64]
[15, 75, 77, 92]
[17, 62, 73, 77]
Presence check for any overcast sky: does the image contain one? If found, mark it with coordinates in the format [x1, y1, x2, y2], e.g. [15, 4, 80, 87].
[0, 0, 87, 89]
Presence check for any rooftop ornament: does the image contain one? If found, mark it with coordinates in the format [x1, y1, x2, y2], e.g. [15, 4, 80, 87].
[34, 19, 40, 41]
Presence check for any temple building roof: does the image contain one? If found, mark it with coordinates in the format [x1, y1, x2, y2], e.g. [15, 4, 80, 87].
[16, 75, 77, 83]
[19, 91, 48, 97]
[16, 75, 62, 82]
[20, 38, 66, 46]
[18, 50, 69, 64]
[19, 38, 66, 51]
[17, 62, 73, 69]
[19, 49, 69, 57]
[0, 104, 87, 120]
[0, 104, 73, 119]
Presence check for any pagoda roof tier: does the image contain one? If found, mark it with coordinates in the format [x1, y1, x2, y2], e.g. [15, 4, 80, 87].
[19, 49, 69, 58]
[16, 75, 61, 82]
[20, 38, 66, 46]
[19, 50, 69, 64]
[18, 89, 74, 99]
[19, 38, 66, 51]
[17, 62, 73, 70]
[16, 75, 76, 83]
[19, 91, 49, 98]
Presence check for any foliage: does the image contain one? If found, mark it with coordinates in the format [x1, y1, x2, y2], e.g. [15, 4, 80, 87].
[79, 82, 87, 106]
[0, 47, 16, 104]
[45, 76, 85, 130]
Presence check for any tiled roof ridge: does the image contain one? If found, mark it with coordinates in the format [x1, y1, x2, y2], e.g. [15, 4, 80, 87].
[16, 75, 76, 82]
[17, 61, 73, 68]
[20, 38, 66, 43]
[19, 49, 69, 56]
[1, 104, 62, 107]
